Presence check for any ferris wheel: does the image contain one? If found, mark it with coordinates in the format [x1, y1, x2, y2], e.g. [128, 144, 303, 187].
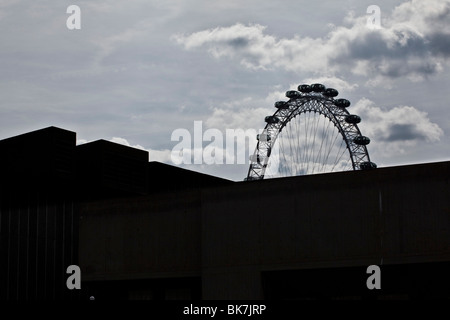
[245, 83, 377, 180]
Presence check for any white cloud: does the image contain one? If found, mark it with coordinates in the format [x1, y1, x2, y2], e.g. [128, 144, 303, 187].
[205, 88, 282, 131]
[301, 77, 358, 92]
[110, 137, 147, 150]
[148, 148, 173, 163]
[76, 139, 88, 145]
[173, 23, 331, 73]
[174, 0, 450, 83]
[352, 98, 444, 156]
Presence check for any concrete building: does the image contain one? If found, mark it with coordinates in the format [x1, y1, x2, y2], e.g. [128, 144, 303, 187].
[1, 126, 449, 300]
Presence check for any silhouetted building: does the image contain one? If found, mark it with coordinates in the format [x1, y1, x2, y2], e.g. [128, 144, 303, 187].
[0, 127, 77, 300]
[76, 139, 149, 200]
[1, 126, 449, 300]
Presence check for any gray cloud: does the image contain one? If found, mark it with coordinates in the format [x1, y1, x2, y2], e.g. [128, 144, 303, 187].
[351, 98, 444, 158]
[175, 0, 450, 82]
[228, 37, 250, 48]
[429, 32, 450, 57]
[384, 123, 425, 141]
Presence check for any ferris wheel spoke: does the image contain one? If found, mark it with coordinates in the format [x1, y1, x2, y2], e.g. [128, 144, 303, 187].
[309, 111, 320, 173]
[313, 113, 328, 173]
[314, 115, 333, 172]
[331, 139, 351, 172]
[302, 111, 310, 174]
[321, 126, 342, 172]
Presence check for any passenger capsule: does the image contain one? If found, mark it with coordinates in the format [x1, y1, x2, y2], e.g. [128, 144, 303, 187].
[286, 90, 301, 99]
[334, 99, 351, 108]
[323, 88, 339, 97]
[311, 83, 326, 92]
[359, 161, 377, 170]
[265, 115, 280, 124]
[353, 136, 371, 145]
[297, 84, 312, 93]
[274, 101, 289, 109]
[345, 114, 361, 124]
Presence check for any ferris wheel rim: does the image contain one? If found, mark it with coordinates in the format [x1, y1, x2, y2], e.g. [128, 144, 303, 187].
[245, 84, 376, 180]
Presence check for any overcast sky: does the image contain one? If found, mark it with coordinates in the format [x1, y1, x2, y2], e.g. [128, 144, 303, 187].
[1, 0, 449, 181]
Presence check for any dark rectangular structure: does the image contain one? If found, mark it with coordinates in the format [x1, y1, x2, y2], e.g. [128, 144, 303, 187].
[0, 126, 76, 191]
[0, 127, 79, 300]
[0, 126, 232, 300]
[147, 161, 233, 194]
[76, 140, 149, 199]
[79, 161, 450, 300]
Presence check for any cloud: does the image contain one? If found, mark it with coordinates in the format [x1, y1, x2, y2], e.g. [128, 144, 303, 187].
[352, 98, 444, 155]
[110, 137, 147, 150]
[174, 0, 450, 83]
[76, 139, 88, 145]
[173, 23, 331, 73]
[147, 148, 173, 163]
[204, 86, 289, 131]
[384, 123, 424, 141]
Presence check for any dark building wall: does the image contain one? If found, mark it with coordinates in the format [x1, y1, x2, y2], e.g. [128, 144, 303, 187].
[79, 190, 203, 280]
[76, 140, 149, 199]
[200, 161, 450, 299]
[147, 161, 233, 194]
[0, 127, 79, 300]
[0, 126, 76, 191]
[78, 190, 203, 300]
[0, 126, 231, 300]
[262, 261, 450, 300]
[0, 197, 79, 300]
[78, 161, 450, 300]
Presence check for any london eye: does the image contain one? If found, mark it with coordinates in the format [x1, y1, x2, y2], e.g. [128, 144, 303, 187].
[245, 83, 377, 180]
